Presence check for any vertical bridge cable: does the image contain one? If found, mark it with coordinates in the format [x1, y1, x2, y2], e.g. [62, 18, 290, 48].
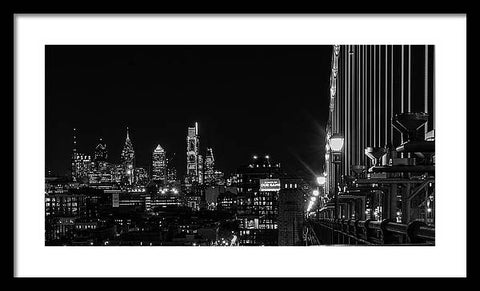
[363, 45, 367, 165]
[373, 45, 377, 147]
[390, 45, 394, 146]
[408, 45, 411, 112]
[385, 45, 388, 147]
[370, 45, 373, 149]
[400, 45, 405, 144]
[346, 45, 350, 176]
[357, 45, 361, 165]
[378, 46, 381, 147]
[424, 45, 429, 134]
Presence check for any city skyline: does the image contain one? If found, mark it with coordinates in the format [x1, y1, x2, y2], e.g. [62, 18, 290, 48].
[45, 44, 436, 248]
[46, 45, 332, 180]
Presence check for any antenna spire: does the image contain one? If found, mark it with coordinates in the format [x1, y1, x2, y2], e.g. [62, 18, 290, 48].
[72, 127, 77, 153]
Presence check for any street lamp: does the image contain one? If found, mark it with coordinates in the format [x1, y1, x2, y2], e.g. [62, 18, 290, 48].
[328, 134, 344, 153]
[328, 134, 344, 219]
[316, 175, 326, 185]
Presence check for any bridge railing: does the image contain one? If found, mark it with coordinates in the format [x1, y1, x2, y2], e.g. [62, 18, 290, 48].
[307, 218, 435, 245]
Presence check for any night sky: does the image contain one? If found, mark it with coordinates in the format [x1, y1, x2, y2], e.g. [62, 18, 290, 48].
[46, 45, 332, 180]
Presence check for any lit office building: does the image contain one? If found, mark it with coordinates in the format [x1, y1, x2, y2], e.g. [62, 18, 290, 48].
[152, 144, 167, 183]
[112, 164, 124, 184]
[204, 148, 215, 184]
[135, 167, 149, 186]
[167, 166, 178, 185]
[217, 191, 237, 212]
[45, 193, 87, 217]
[121, 127, 135, 185]
[88, 168, 113, 184]
[197, 154, 204, 185]
[235, 155, 282, 246]
[186, 122, 200, 185]
[70, 128, 92, 182]
[88, 138, 113, 184]
[94, 138, 108, 162]
[213, 170, 225, 185]
[72, 152, 92, 183]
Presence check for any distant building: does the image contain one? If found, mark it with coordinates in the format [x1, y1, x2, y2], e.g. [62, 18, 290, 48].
[152, 144, 167, 183]
[72, 152, 92, 183]
[94, 138, 108, 162]
[112, 164, 124, 184]
[186, 122, 201, 185]
[70, 128, 92, 182]
[167, 166, 177, 185]
[198, 154, 204, 185]
[121, 127, 135, 185]
[217, 191, 237, 212]
[135, 167, 149, 186]
[204, 148, 215, 184]
[88, 138, 113, 184]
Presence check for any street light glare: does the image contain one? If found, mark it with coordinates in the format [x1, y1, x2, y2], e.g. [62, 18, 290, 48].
[313, 189, 320, 196]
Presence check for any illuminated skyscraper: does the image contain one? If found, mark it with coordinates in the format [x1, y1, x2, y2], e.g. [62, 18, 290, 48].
[88, 138, 113, 184]
[121, 127, 135, 185]
[152, 144, 167, 183]
[166, 154, 178, 185]
[186, 122, 200, 184]
[94, 138, 108, 162]
[204, 148, 215, 184]
[198, 154, 204, 184]
[71, 128, 92, 182]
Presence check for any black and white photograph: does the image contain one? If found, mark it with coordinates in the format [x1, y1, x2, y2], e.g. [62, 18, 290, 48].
[13, 14, 467, 278]
[45, 44, 435, 247]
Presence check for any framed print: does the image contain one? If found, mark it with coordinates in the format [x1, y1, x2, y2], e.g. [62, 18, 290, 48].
[13, 13, 468, 278]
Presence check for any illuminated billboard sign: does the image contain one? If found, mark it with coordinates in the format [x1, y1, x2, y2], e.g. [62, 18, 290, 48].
[260, 179, 281, 192]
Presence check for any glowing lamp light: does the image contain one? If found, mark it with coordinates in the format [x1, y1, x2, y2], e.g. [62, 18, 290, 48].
[325, 153, 330, 161]
[310, 196, 317, 202]
[328, 134, 344, 152]
[265, 155, 270, 159]
[316, 176, 326, 185]
[313, 189, 320, 196]
[253, 155, 258, 159]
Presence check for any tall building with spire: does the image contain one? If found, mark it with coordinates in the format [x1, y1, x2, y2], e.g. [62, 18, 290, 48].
[186, 122, 201, 184]
[152, 144, 167, 184]
[121, 127, 135, 185]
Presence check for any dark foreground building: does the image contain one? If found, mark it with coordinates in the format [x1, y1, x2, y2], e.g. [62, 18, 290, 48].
[234, 155, 308, 246]
[278, 177, 307, 246]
